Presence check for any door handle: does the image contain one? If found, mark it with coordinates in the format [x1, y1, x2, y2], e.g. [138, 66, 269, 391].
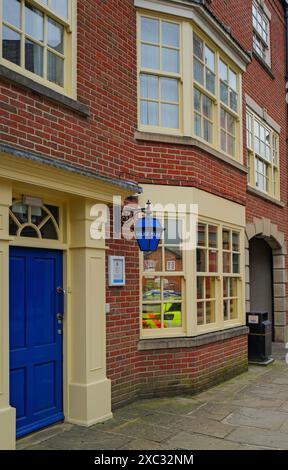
[57, 286, 66, 295]
[57, 313, 63, 321]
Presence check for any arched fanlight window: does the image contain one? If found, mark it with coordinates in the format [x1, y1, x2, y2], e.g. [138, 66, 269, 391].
[9, 200, 60, 240]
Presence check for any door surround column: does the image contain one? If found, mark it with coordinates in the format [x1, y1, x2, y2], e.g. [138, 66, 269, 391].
[67, 198, 112, 426]
[0, 180, 16, 450]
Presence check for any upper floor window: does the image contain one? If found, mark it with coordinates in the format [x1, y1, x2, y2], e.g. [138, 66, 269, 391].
[246, 109, 279, 198]
[1, 0, 75, 96]
[138, 13, 242, 161]
[252, 1, 271, 66]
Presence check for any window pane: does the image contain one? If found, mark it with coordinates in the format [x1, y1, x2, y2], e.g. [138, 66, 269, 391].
[203, 95, 212, 119]
[141, 17, 159, 43]
[220, 82, 228, 105]
[164, 302, 182, 328]
[162, 22, 179, 47]
[227, 134, 235, 157]
[232, 232, 240, 251]
[164, 219, 182, 244]
[206, 301, 215, 324]
[222, 229, 230, 249]
[203, 119, 213, 143]
[144, 249, 162, 272]
[206, 277, 215, 298]
[223, 277, 229, 297]
[223, 299, 229, 321]
[141, 44, 160, 69]
[206, 69, 215, 94]
[163, 276, 182, 301]
[3, 0, 21, 29]
[162, 48, 179, 73]
[25, 4, 44, 42]
[233, 253, 240, 274]
[48, 18, 64, 53]
[193, 34, 203, 60]
[230, 278, 238, 297]
[230, 90, 238, 112]
[220, 108, 226, 129]
[223, 252, 231, 273]
[205, 46, 215, 71]
[142, 304, 161, 329]
[230, 299, 237, 320]
[50, 0, 69, 19]
[140, 101, 158, 126]
[197, 249, 206, 272]
[197, 223, 206, 246]
[197, 302, 205, 325]
[165, 247, 183, 272]
[143, 276, 161, 301]
[161, 104, 179, 128]
[140, 74, 158, 99]
[194, 59, 204, 85]
[25, 39, 43, 76]
[197, 277, 204, 299]
[230, 69, 237, 90]
[194, 88, 201, 112]
[221, 130, 226, 152]
[220, 60, 228, 81]
[160, 78, 178, 102]
[194, 113, 201, 137]
[208, 225, 217, 248]
[2, 26, 21, 66]
[47, 51, 64, 86]
[209, 250, 218, 272]
[227, 113, 235, 135]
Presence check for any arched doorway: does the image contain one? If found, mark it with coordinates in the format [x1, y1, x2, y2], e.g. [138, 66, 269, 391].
[249, 238, 274, 340]
[246, 218, 287, 343]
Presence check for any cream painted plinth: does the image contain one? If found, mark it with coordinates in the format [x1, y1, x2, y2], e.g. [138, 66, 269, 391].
[0, 407, 16, 450]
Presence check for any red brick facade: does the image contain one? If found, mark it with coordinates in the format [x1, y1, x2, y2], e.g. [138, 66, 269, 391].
[1, 0, 287, 409]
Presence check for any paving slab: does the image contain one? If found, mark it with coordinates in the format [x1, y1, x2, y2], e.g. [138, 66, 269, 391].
[166, 431, 239, 450]
[226, 426, 288, 449]
[173, 416, 235, 438]
[19, 360, 288, 451]
[224, 407, 288, 430]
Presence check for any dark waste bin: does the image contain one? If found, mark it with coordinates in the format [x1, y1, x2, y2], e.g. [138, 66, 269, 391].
[246, 312, 272, 363]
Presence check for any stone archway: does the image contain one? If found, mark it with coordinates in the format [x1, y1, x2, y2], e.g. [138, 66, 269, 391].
[245, 218, 287, 343]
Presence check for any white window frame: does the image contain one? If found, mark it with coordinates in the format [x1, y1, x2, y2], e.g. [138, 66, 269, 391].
[252, 0, 271, 66]
[137, 12, 243, 161]
[140, 215, 245, 339]
[246, 108, 280, 199]
[0, 0, 76, 97]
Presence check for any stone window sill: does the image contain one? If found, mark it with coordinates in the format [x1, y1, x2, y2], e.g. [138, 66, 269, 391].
[252, 51, 275, 79]
[0, 64, 90, 117]
[247, 185, 285, 207]
[135, 131, 247, 174]
[138, 326, 249, 351]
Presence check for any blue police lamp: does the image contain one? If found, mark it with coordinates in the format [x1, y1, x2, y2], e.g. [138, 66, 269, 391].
[135, 201, 164, 252]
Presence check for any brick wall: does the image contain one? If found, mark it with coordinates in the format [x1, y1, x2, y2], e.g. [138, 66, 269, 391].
[0, 1, 286, 406]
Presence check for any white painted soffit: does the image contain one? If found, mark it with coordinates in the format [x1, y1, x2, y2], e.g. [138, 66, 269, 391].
[134, 0, 251, 71]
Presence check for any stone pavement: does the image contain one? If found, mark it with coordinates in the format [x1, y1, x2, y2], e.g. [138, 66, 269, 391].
[18, 359, 288, 451]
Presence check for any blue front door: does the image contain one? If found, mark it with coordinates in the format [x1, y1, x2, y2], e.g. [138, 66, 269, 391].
[9, 247, 64, 438]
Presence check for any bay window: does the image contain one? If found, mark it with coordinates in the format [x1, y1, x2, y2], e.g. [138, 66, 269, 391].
[1, 0, 75, 95]
[138, 13, 242, 160]
[141, 216, 244, 338]
[246, 109, 279, 198]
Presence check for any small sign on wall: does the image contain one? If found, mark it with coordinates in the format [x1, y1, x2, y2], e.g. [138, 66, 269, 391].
[108, 256, 125, 287]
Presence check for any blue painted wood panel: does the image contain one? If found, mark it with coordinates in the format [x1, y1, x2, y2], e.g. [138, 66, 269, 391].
[9, 247, 64, 438]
